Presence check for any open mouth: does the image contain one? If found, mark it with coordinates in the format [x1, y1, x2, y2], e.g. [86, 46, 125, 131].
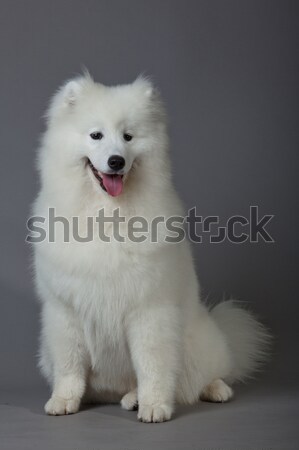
[87, 159, 124, 197]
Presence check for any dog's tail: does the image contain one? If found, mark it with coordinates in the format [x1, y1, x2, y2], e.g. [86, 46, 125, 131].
[210, 300, 271, 383]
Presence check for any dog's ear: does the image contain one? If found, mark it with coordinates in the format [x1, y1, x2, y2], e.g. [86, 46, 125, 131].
[144, 83, 154, 99]
[46, 73, 93, 120]
[134, 75, 157, 99]
[64, 67, 94, 106]
[62, 79, 85, 107]
[133, 75, 165, 122]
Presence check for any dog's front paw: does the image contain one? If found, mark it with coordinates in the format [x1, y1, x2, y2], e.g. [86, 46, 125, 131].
[137, 403, 173, 423]
[44, 396, 80, 415]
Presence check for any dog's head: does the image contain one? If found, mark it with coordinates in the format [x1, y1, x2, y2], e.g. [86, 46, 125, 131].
[43, 73, 167, 198]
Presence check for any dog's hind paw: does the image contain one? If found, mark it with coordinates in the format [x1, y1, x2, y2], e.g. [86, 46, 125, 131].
[120, 389, 138, 411]
[200, 379, 233, 403]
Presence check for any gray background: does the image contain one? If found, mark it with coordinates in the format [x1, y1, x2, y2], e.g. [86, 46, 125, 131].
[0, 0, 298, 448]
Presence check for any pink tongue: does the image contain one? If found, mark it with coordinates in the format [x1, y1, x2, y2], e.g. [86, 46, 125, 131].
[101, 174, 123, 197]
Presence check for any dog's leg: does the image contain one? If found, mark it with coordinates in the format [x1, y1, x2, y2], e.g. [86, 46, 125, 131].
[42, 302, 88, 415]
[128, 306, 180, 423]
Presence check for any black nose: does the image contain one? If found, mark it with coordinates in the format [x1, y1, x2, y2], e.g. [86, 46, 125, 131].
[108, 155, 125, 171]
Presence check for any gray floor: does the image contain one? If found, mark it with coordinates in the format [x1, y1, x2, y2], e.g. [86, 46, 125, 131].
[1, 380, 298, 450]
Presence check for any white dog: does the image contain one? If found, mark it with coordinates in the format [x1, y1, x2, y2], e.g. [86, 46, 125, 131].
[33, 74, 269, 422]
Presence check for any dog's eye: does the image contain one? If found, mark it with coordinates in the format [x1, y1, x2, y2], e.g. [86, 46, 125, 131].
[123, 133, 133, 142]
[90, 132, 103, 140]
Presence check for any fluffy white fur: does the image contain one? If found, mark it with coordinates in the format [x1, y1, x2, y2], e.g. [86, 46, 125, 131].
[33, 74, 270, 422]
